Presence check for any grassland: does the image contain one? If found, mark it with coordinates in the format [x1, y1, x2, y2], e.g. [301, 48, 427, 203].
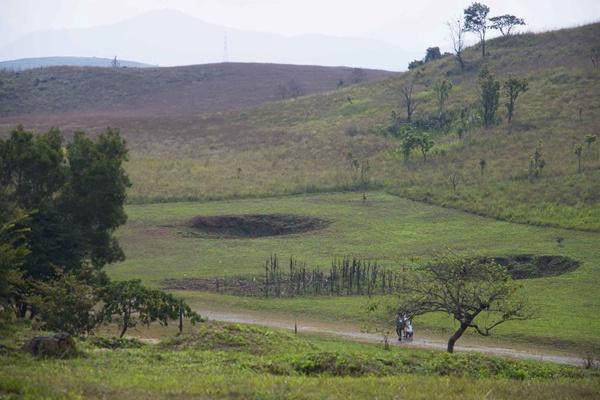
[2, 322, 599, 399]
[3, 23, 598, 231]
[108, 191, 600, 355]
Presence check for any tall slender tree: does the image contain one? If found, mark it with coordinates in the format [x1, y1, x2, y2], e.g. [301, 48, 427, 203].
[464, 2, 490, 57]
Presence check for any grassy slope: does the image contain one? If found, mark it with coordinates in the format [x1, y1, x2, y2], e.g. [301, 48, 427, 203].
[1, 24, 597, 230]
[2, 322, 599, 399]
[0, 62, 394, 117]
[109, 192, 600, 354]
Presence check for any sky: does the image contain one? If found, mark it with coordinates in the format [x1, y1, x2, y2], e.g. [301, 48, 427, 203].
[1, 0, 599, 63]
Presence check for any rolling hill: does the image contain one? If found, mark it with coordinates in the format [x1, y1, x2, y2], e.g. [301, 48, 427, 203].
[0, 56, 153, 70]
[0, 62, 395, 117]
[1, 22, 599, 231]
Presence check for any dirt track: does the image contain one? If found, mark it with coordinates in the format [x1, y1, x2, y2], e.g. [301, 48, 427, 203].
[202, 310, 584, 366]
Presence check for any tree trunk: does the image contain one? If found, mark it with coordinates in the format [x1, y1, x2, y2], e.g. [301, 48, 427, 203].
[120, 310, 130, 338]
[481, 38, 486, 57]
[447, 322, 469, 353]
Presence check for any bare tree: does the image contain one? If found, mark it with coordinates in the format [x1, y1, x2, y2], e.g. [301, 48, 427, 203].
[591, 46, 600, 70]
[447, 19, 466, 69]
[400, 79, 418, 123]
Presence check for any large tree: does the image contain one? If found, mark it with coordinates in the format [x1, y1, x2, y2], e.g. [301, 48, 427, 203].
[464, 2, 490, 57]
[0, 126, 130, 292]
[396, 253, 531, 353]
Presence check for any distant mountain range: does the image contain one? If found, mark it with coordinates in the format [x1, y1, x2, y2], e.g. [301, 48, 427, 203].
[0, 57, 154, 71]
[0, 9, 417, 71]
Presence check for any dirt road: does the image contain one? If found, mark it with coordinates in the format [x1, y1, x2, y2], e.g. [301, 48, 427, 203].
[202, 310, 584, 366]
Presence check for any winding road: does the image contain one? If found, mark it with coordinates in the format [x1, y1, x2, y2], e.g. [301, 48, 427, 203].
[202, 310, 584, 366]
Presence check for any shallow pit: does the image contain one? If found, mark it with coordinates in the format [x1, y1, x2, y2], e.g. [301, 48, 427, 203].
[187, 214, 330, 238]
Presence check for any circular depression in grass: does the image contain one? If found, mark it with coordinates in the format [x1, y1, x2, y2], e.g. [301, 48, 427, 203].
[488, 254, 580, 279]
[187, 214, 330, 238]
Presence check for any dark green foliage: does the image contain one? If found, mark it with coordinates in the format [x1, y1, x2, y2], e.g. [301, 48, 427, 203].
[528, 142, 546, 181]
[0, 126, 130, 283]
[424, 47, 442, 63]
[99, 279, 201, 338]
[487, 255, 580, 280]
[433, 79, 453, 119]
[28, 271, 99, 335]
[503, 75, 528, 124]
[0, 213, 29, 315]
[478, 65, 500, 127]
[407, 59, 424, 70]
[464, 2, 490, 57]
[489, 15, 526, 37]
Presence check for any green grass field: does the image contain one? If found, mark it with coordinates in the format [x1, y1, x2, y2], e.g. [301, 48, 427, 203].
[2, 322, 599, 399]
[108, 191, 600, 354]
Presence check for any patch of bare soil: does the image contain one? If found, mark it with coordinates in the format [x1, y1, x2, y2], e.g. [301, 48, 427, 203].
[187, 214, 330, 238]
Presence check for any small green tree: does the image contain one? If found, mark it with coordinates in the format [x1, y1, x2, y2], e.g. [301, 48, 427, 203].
[100, 280, 201, 338]
[478, 65, 500, 127]
[575, 144, 583, 173]
[489, 15, 525, 36]
[433, 80, 453, 120]
[464, 2, 490, 57]
[0, 213, 29, 317]
[584, 134, 597, 150]
[416, 134, 434, 163]
[503, 75, 528, 127]
[395, 252, 531, 353]
[528, 143, 545, 181]
[29, 271, 99, 335]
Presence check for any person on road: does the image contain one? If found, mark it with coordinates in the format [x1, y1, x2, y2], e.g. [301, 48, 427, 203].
[405, 320, 414, 341]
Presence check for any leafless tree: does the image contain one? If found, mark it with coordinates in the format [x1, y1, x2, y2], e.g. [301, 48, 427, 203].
[400, 80, 418, 123]
[447, 19, 466, 70]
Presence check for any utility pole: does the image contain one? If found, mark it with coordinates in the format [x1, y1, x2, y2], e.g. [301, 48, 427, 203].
[223, 32, 229, 63]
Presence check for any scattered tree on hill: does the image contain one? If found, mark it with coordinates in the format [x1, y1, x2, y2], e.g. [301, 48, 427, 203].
[416, 134, 434, 163]
[479, 159, 487, 176]
[590, 46, 600, 70]
[447, 19, 466, 69]
[400, 77, 420, 123]
[408, 59, 424, 70]
[275, 79, 304, 100]
[528, 142, 545, 181]
[464, 2, 490, 57]
[585, 134, 597, 151]
[111, 56, 120, 68]
[574, 144, 583, 173]
[433, 80, 453, 120]
[424, 47, 442, 63]
[99, 279, 201, 338]
[395, 252, 531, 353]
[448, 172, 460, 193]
[349, 68, 367, 84]
[503, 75, 528, 128]
[489, 15, 526, 36]
[478, 65, 500, 127]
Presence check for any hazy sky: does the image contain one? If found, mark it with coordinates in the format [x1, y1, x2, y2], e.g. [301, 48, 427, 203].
[2, 0, 599, 51]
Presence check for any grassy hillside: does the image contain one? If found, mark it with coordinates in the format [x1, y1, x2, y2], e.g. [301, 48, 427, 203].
[0, 62, 394, 117]
[2, 322, 598, 399]
[3, 23, 598, 231]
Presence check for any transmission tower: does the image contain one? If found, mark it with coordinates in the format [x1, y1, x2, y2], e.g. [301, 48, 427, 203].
[223, 32, 229, 63]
